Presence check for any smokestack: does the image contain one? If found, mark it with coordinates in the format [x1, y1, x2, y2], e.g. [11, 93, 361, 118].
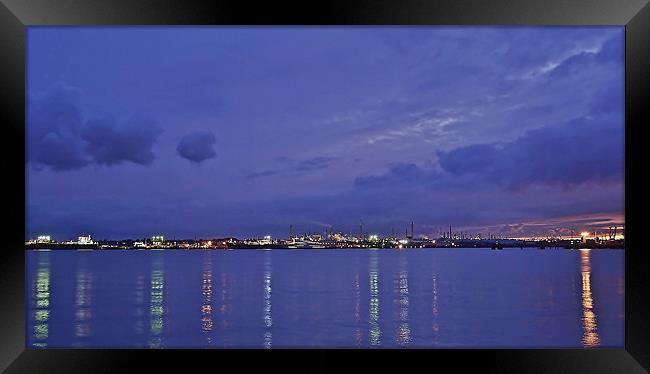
[411, 221, 414, 239]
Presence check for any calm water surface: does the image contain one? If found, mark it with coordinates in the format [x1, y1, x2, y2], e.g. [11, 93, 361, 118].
[26, 248, 624, 348]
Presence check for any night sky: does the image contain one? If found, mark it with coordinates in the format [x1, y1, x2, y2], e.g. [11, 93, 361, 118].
[26, 27, 624, 240]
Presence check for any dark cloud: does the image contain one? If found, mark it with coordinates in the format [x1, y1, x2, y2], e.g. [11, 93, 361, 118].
[244, 170, 279, 180]
[435, 144, 500, 176]
[176, 131, 217, 163]
[294, 156, 339, 171]
[438, 116, 623, 189]
[27, 84, 161, 171]
[244, 156, 339, 180]
[27, 84, 89, 170]
[355, 163, 438, 189]
[83, 116, 161, 166]
[356, 115, 623, 194]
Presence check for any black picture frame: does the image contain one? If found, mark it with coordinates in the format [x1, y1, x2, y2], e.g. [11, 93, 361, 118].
[1, 0, 648, 372]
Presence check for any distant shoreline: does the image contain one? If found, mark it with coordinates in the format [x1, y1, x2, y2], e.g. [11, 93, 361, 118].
[25, 245, 625, 251]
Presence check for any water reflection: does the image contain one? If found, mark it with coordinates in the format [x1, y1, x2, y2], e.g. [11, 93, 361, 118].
[201, 254, 214, 346]
[368, 251, 381, 346]
[432, 274, 439, 336]
[580, 249, 600, 348]
[395, 255, 411, 346]
[219, 272, 233, 329]
[134, 274, 146, 337]
[24, 249, 623, 348]
[149, 256, 165, 348]
[217, 267, 234, 348]
[74, 258, 93, 342]
[32, 253, 51, 348]
[353, 270, 362, 346]
[263, 252, 273, 349]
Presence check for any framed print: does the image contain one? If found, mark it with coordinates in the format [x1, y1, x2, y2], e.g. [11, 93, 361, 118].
[1, 0, 649, 372]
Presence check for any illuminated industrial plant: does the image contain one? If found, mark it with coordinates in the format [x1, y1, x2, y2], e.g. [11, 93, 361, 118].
[24, 222, 624, 251]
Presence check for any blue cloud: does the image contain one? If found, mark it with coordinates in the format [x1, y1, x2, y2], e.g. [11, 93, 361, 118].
[438, 117, 623, 189]
[244, 156, 339, 180]
[294, 156, 339, 171]
[355, 113, 623, 195]
[27, 84, 89, 170]
[176, 131, 217, 163]
[82, 116, 162, 166]
[27, 84, 162, 171]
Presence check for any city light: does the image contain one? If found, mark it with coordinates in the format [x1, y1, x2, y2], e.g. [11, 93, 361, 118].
[25, 222, 624, 250]
[36, 235, 51, 243]
[77, 235, 94, 245]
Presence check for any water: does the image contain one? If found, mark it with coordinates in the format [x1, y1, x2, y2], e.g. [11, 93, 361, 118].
[26, 248, 624, 348]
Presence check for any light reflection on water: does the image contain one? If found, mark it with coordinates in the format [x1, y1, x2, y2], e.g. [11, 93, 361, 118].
[432, 274, 439, 337]
[395, 255, 411, 346]
[31, 253, 50, 348]
[368, 250, 381, 346]
[134, 274, 146, 337]
[579, 249, 600, 348]
[201, 254, 214, 346]
[353, 268, 362, 346]
[263, 251, 273, 349]
[26, 248, 624, 348]
[74, 258, 93, 343]
[149, 256, 164, 348]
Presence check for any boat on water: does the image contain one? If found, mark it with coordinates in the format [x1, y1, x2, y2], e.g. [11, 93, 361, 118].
[286, 240, 327, 249]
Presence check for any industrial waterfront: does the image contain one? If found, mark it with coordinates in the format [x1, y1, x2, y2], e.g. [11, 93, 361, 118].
[25, 223, 624, 251]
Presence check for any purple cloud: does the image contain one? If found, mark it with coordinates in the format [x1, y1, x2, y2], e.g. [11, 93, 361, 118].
[82, 116, 161, 166]
[437, 116, 623, 189]
[176, 131, 217, 163]
[244, 156, 339, 180]
[27, 84, 89, 170]
[27, 84, 162, 171]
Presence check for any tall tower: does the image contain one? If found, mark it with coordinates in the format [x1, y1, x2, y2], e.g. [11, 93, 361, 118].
[411, 221, 414, 239]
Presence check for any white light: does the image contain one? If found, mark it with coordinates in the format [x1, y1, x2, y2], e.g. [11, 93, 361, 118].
[37, 235, 51, 243]
[78, 235, 94, 244]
